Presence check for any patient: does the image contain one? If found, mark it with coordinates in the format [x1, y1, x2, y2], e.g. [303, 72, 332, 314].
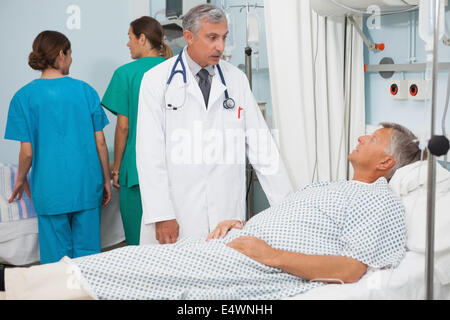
[1, 122, 423, 300]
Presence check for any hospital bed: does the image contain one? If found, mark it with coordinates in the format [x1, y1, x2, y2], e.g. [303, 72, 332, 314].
[3, 161, 450, 300]
[288, 160, 450, 300]
[0, 163, 125, 266]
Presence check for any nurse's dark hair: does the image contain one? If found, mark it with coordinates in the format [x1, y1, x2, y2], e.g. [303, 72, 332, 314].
[130, 16, 173, 59]
[380, 122, 427, 180]
[28, 30, 71, 71]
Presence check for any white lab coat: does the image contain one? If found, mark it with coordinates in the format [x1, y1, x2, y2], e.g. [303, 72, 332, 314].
[136, 50, 293, 244]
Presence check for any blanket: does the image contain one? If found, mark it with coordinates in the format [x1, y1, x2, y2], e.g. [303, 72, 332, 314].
[74, 178, 406, 300]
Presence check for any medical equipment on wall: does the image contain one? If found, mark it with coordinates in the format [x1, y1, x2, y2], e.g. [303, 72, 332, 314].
[389, 79, 429, 101]
[408, 80, 430, 100]
[389, 79, 408, 99]
[165, 50, 235, 111]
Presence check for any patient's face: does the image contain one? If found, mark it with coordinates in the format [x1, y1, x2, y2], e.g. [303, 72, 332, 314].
[349, 128, 392, 170]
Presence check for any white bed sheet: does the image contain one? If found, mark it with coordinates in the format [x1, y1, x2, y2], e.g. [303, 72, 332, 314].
[286, 251, 450, 300]
[0, 186, 125, 266]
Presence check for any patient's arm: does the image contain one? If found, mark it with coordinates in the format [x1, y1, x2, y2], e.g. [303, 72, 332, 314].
[227, 236, 367, 283]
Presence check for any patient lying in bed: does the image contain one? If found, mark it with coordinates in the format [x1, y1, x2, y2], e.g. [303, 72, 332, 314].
[1, 122, 424, 300]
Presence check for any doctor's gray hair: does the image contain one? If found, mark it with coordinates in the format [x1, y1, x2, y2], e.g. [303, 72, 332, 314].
[182, 4, 226, 34]
[380, 122, 426, 180]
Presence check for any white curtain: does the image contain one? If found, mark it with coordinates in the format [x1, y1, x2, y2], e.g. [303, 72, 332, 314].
[264, 0, 366, 189]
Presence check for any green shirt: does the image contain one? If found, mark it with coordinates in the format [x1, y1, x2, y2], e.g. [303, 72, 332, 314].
[102, 56, 166, 188]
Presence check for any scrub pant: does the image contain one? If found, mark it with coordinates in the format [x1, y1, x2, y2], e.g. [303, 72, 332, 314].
[119, 184, 143, 245]
[37, 207, 101, 264]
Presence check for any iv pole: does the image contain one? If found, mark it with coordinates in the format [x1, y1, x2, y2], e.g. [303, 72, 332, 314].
[425, 0, 440, 301]
[224, 2, 263, 220]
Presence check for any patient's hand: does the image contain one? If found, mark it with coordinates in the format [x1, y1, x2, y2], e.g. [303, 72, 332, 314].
[226, 236, 280, 267]
[206, 220, 244, 241]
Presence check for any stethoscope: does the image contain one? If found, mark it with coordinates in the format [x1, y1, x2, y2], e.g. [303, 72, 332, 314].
[165, 50, 235, 110]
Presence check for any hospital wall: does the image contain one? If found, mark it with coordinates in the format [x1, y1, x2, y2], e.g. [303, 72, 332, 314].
[363, 7, 450, 140]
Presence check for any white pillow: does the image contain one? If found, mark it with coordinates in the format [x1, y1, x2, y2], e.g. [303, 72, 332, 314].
[389, 160, 450, 284]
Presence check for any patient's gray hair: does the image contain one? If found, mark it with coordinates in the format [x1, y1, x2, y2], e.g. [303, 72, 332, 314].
[381, 122, 426, 180]
[182, 4, 226, 34]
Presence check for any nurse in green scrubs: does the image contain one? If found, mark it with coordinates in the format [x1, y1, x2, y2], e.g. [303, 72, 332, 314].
[102, 16, 173, 245]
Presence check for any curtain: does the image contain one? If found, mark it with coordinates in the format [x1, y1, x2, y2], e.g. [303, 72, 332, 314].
[264, 0, 366, 189]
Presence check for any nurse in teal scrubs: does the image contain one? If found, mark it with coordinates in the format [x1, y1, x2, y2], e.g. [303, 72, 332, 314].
[4, 31, 111, 264]
[102, 17, 172, 245]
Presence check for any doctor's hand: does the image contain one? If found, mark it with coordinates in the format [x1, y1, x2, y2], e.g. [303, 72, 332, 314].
[8, 176, 31, 203]
[226, 236, 280, 267]
[206, 220, 245, 241]
[155, 219, 179, 244]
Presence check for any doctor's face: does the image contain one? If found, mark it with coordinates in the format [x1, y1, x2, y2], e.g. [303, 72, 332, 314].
[184, 18, 228, 67]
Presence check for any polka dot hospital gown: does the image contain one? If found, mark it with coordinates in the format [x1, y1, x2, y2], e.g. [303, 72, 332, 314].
[73, 177, 406, 299]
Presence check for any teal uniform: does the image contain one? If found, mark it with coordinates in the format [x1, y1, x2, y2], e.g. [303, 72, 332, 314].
[4, 77, 109, 264]
[102, 56, 165, 245]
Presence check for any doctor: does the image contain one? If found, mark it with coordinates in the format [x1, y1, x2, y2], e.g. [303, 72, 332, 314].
[136, 4, 293, 244]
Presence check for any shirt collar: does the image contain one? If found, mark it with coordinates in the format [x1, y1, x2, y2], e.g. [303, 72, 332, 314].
[184, 47, 215, 77]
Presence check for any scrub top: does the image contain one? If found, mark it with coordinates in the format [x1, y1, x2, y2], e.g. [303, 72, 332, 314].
[101, 56, 166, 188]
[4, 77, 109, 215]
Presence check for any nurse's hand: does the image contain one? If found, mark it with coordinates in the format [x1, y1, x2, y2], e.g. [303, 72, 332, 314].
[156, 219, 179, 244]
[8, 177, 31, 203]
[102, 182, 111, 208]
[206, 220, 245, 241]
[112, 174, 120, 190]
